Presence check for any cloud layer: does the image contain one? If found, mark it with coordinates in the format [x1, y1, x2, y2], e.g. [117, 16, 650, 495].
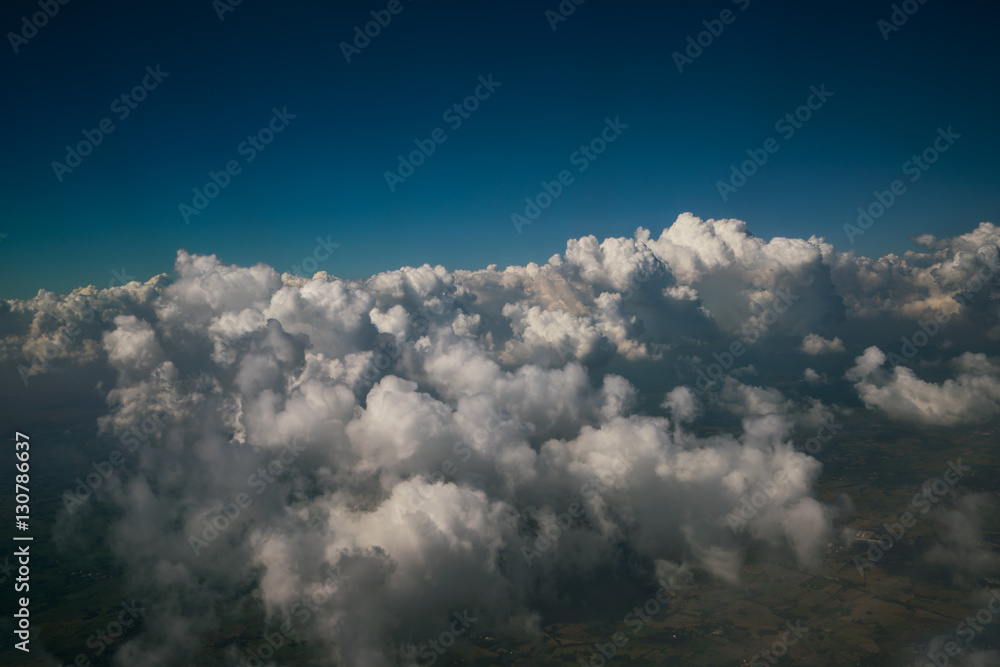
[4, 213, 1000, 665]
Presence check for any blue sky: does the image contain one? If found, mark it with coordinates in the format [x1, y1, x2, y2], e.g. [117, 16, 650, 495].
[2, 0, 998, 298]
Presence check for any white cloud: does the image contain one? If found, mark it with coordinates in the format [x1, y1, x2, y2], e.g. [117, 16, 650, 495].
[3, 214, 999, 664]
[803, 368, 827, 384]
[801, 333, 845, 354]
[846, 348, 1000, 425]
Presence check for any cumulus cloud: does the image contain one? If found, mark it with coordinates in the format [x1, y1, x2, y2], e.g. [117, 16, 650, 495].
[662, 386, 698, 423]
[3, 213, 1000, 665]
[800, 333, 845, 354]
[846, 348, 1000, 425]
[803, 367, 827, 385]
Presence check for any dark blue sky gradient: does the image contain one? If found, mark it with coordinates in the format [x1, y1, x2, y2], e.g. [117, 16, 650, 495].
[2, 0, 998, 298]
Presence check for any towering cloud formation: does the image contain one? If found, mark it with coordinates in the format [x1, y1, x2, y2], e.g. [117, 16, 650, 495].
[2, 213, 998, 664]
